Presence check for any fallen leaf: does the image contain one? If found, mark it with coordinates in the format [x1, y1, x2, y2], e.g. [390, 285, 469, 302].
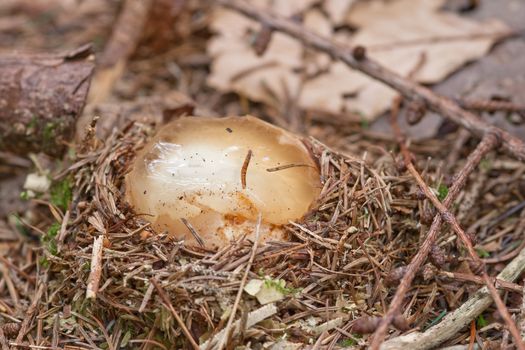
[244, 278, 286, 305]
[244, 278, 264, 296]
[347, 0, 509, 84]
[323, 0, 357, 25]
[208, 0, 509, 120]
[208, 6, 302, 106]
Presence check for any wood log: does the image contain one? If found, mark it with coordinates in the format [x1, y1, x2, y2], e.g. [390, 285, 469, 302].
[0, 45, 94, 156]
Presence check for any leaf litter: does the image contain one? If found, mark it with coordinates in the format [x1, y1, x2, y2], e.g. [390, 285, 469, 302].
[208, 0, 509, 120]
[1, 0, 525, 349]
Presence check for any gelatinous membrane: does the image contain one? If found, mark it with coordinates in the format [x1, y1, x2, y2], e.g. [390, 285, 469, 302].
[125, 116, 321, 249]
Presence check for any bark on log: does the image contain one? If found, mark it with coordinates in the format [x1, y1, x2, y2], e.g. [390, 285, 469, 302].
[0, 45, 94, 157]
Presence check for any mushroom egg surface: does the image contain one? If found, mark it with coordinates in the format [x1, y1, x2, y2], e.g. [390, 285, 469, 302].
[125, 116, 321, 248]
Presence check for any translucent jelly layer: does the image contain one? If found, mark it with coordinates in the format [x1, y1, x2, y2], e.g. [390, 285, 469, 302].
[125, 116, 321, 248]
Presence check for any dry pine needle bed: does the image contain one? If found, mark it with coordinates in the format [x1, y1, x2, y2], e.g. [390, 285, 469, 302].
[1, 118, 523, 349]
[1, 1, 525, 349]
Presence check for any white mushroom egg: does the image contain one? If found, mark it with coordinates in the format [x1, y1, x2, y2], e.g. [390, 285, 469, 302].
[125, 116, 321, 249]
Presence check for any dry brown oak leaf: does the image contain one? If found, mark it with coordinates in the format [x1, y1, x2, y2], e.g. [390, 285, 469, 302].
[208, 0, 509, 120]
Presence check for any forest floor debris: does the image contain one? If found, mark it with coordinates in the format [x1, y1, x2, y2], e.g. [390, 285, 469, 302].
[1, 0, 525, 349]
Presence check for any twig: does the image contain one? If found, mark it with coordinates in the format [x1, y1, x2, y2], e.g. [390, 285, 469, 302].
[521, 279, 525, 339]
[150, 278, 199, 350]
[218, 0, 525, 161]
[468, 320, 476, 350]
[0, 263, 19, 307]
[368, 103, 497, 346]
[181, 218, 205, 248]
[215, 214, 262, 350]
[372, 103, 524, 348]
[15, 283, 44, 345]
[382, 244, 525, 350]
[86, 235, 104, 299]
[400, 144, 524, 350]
[266, 163, 312, 172]
[241, 149, 253, 190]
[89, 0, 152, 102]
[438, 271, 522, 293]
[458, 98, 525, 114]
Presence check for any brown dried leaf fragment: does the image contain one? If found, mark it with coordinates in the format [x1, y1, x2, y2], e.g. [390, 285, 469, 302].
[209, 0, 508, 120]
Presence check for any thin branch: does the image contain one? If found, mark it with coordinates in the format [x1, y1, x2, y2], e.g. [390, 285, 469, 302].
[400, 142, 524, 350]
[15, 283, 44, 344]
[266, 163, 312, 172]
[458, 98, 525, 114]
[371, 101, 524, 349]
[382, 245, 525, 349]
[88, 0, 152, 103]
[367, 96, 495, 346]
[181, 218, 205, 248]
[218, 0, 525, 162]
[438, 271, 522, 293]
